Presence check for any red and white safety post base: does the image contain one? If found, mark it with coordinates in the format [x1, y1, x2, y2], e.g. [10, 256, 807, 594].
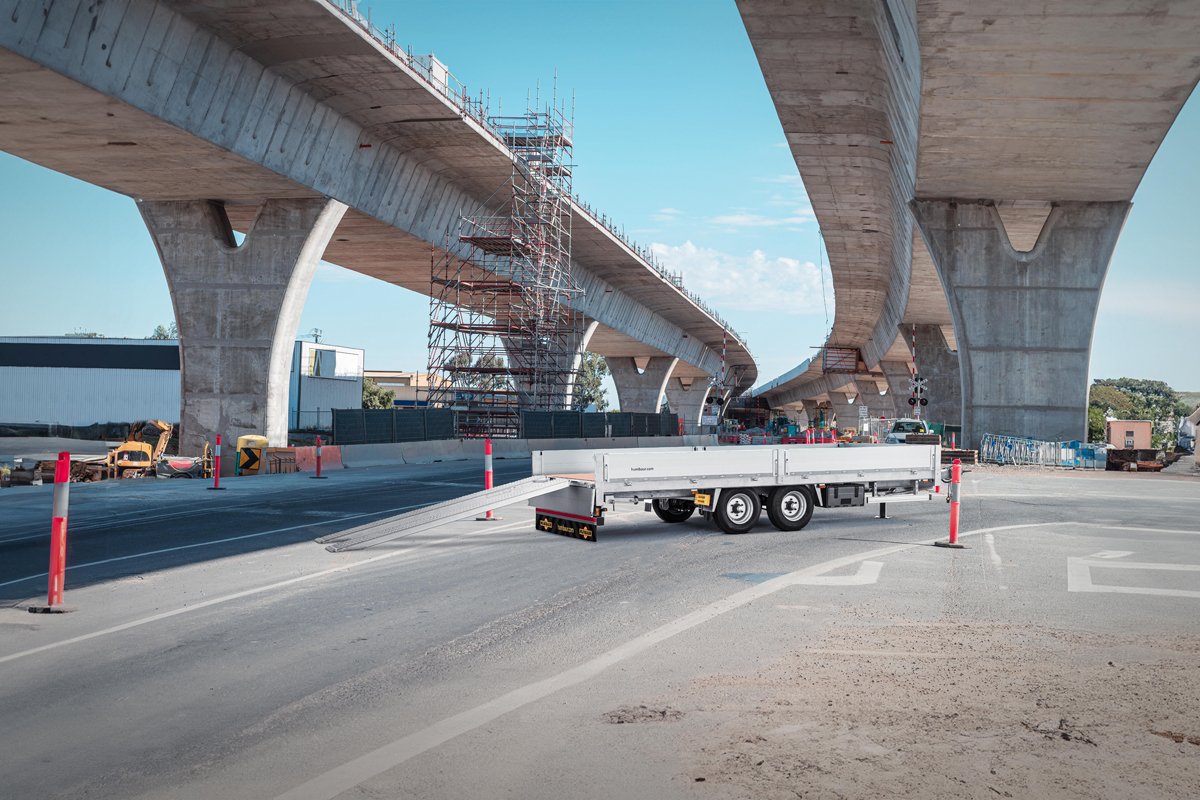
[209, 434, 225, 490]
[30, 452, 76, 613]
[312, 434, 327, 479]
[476, 438, 501, 521]
[935, 458, 967, 549]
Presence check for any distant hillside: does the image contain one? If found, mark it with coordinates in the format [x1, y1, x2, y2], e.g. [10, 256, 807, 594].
[1180, 392, 1200, 413]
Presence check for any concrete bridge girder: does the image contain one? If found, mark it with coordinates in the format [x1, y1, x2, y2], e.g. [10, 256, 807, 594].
[0, 0, 755, 418]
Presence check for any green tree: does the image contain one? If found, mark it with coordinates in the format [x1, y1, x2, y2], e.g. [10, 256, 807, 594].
[575, 352, 610, 411]
[1087, 405, 1106, 444]
[147, 322, 178, 339]
[362, 378, 395, 409]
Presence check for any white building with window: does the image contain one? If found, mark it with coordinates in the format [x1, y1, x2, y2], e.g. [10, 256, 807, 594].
[288, 341, 364, 430]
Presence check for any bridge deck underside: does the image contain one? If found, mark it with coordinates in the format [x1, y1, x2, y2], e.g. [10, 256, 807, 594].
[0, 44, 739, 380]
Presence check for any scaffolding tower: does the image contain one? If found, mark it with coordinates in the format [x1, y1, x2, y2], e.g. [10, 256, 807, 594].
[426, 102, 583, 437]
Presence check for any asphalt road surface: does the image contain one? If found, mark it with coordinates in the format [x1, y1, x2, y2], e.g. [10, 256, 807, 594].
[1, 462, 1198, 799]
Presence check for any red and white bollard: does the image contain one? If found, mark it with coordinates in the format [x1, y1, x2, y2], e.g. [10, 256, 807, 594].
[30, 452, 75, 613]
[476, 438, 500, 521]
[209, 434, 225, 490]
[951, 432, 956, 450]
[935, 458, 966, 549]
[312, 434, 327, 479]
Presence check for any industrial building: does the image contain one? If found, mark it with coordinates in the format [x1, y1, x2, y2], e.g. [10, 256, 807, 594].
[0, 336, 363, 433]
[288, 341, 364, 429]
[0, 337, 181, 428]
[364, 370, 433, 408]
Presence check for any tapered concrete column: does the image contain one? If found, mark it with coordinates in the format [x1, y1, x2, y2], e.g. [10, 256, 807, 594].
[139, 198, 348, 458]
[606, 356, 679, 413]
[880, 361, 913, 411]
[663, 377, 711, 428]
[857, 381, 897, 422]
[911, 200, 1131, 449]
[895, 324, 961, 426]
[801, 399, 825, 429]
[827, 390, 860, 432]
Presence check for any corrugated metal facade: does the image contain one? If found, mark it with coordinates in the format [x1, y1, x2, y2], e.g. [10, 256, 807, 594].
[288, 342, 364, 430]
[0, 338, 181, 425]
[1, 337, 366, 429]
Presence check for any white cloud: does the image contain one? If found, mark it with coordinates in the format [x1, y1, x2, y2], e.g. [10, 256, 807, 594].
[650, 241, 832, 314]
[710, 209, 814, 227]
[657, 207, 683, 215]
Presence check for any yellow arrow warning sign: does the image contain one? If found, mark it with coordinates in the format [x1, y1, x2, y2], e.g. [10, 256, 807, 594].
[239, 447, 261, 474]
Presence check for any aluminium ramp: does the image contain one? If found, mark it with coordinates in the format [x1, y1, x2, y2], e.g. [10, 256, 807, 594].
[318, 475, 575, 552]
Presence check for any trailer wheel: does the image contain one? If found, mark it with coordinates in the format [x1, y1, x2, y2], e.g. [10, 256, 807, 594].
[652, 499, 695, 523]
[767, 486, 814, 531]
[714, 489, 761, 535]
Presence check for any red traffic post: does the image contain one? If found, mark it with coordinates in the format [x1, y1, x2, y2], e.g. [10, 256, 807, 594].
[935, 458, 967, 549]
[208, 434, 226, 490]
[951, 432, 956, 450]
[30, 452, 76, 613]
[312, 434, 327, 479]
[476, 438, 501, 521]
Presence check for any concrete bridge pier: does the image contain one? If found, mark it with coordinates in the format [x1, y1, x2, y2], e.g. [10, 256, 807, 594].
[895, 324, 962, 427]
[139, 198, 348, 458]
[663, 377, 711, 429]
[801, 399, 827, 430]
[856, 380, 897, 424]
[606, 356, 679, 413]
[911, 200, 1131, 450]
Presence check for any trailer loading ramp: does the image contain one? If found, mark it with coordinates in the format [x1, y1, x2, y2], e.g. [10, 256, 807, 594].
[317, 475, 579, 552]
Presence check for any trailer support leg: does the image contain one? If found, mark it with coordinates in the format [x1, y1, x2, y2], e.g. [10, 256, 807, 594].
[876, 502, 889, 520]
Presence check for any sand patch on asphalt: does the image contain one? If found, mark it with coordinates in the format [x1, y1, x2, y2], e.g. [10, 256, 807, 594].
[682, 622, 1200, 798]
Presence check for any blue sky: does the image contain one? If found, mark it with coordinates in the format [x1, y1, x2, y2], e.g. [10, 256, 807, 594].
[0, 0, 1195, 393]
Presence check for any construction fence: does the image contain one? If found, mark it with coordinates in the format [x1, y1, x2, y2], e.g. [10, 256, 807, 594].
[979, 434, 1108, 469]
[520, 411, 680, 439]
[332, 408, 455, 446]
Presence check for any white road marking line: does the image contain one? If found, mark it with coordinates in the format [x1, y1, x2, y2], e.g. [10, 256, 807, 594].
[0, 520, 532, 666]
[970, 492, 1200, 503]
[274, 522, 1048, 800]
[1089, 550, 1134, 559]
[985, 533, 1006, 590]
[792, 560, 882, 585]
[1067, 557, 1200, 598]
[0, 503, 435, 589]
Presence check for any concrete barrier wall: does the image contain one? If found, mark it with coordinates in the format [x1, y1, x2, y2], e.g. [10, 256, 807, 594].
[293, 445, 342, 471]
[319, 435, 719, 470]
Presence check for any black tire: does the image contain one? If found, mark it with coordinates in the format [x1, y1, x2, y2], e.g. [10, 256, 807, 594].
[766, 485, 815, 531]
[652, 499, 695, 523]
[713, 488, 761, 535]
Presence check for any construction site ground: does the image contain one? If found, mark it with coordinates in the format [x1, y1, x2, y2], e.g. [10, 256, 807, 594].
[1, 462, 1198, 799]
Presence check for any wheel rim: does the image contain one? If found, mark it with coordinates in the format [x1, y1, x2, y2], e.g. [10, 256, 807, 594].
[778, 490, 807, 522]
[725, 492, 755, 525]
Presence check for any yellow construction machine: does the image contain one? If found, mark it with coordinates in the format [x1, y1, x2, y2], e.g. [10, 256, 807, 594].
[108, 420, 173, 478]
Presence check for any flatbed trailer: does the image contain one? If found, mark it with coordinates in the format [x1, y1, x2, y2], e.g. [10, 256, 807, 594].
[529, 443, 945, 537]
[319, 443, 946, 551]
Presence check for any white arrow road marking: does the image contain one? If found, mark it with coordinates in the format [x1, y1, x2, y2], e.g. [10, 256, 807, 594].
[1067, 557, 1200, 598]
[791, 561, 883, 586]
[1089, 550, 1134, 559]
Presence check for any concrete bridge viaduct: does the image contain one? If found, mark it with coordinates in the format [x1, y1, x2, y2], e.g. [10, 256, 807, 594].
[0, 0, 755, 455]
[740, 0, 1200, 448]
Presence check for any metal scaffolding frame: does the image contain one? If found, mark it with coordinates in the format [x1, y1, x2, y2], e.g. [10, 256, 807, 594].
[426, 99, 583, 437]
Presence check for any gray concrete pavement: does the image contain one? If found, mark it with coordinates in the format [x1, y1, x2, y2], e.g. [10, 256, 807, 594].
[1, 466, 1198, 798]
